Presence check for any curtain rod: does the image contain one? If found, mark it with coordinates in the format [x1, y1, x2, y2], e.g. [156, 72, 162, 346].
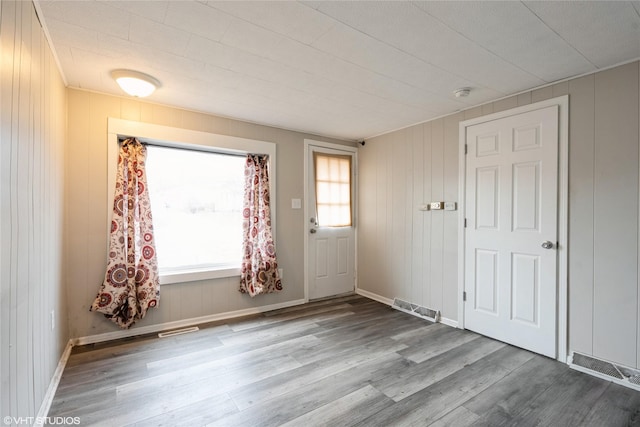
[117, 136, 251, 158]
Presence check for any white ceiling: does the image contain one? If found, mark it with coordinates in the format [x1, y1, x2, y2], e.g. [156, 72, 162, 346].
[36, 1, 640, 141]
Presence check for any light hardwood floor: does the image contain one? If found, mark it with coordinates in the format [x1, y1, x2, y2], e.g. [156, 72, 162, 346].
[50, 296, 640, 426]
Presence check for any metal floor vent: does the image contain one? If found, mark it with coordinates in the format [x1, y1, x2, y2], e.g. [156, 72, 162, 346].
[392, 298, 440, 323]
[571, 353, 623, 379]
[570, 352, 640, 391]
[158, 326, 199, 338]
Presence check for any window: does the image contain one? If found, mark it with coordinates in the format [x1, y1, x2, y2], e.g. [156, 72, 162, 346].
[145, 146, 245, 276]
[314, 153, 352, 227]
[107, 118, 277, 285]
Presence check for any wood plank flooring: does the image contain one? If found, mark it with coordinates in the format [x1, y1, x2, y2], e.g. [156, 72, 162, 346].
[50, 296, 640, 426]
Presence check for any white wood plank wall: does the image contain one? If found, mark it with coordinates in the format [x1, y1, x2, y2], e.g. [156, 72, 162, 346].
[358, 61, 640, 369]
[0, 1, 68, 420]
[592, 64, 639, 368]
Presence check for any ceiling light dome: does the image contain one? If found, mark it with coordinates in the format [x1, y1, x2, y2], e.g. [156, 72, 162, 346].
[111, 69, 160, 97]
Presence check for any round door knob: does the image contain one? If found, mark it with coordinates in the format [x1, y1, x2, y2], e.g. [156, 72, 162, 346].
[310, 229, 317, 234]
[541, 241, 554, 249]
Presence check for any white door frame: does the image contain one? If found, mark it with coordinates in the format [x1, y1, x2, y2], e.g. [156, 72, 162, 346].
[457, 95, 569, 362]
[304, 139, 358, 302]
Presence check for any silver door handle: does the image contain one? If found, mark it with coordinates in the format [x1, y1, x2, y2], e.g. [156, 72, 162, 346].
[541, 241, 554, 249]
[310, 229, 317, 234]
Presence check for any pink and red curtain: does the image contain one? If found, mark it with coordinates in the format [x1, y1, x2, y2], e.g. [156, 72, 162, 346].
[240, 154, 282, 296]
[90, 138, 160, 328]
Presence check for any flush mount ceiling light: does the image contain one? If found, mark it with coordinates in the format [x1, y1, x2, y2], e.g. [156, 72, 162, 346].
[111, 69, 160, 97]
[453, 87, 471, 98]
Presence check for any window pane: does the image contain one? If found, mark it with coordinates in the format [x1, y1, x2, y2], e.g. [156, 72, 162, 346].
[317, 205, 331, 226]
[317, 182, 331, 202]
[145, 146, 245, 273]
[329, 183, 341, 204]
[328, 158, 341, 181]
[339, 206, 350, 225]
[339, 161, 350, 181]
[316, 157, 330, 181]
[340, 183, 350, 204]
[314, 153, 352, 227]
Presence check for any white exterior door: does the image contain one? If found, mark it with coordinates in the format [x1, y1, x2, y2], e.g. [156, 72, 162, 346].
[307, 143, 356, 300]
[464, 105, 558, 358]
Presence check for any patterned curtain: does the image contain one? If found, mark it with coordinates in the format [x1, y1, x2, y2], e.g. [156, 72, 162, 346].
[90, 138, 160, 328]
[240, 154, 282, 296]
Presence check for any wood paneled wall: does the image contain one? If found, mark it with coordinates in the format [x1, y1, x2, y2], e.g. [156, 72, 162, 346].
[0, 1, 68, 419]
[65, 89, 353, 340]
[358, 61, 640, 369]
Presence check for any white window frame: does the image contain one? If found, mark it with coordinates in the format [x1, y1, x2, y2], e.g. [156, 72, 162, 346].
[107, 118, 277, 285]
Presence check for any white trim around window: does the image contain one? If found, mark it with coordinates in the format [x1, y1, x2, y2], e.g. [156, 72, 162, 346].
[107, 118, 277, 285]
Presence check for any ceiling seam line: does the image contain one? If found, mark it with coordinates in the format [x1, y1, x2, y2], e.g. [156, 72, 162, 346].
[363, 56, 640, 140]
[520, 1, 598, 69]
[411, 1, 548, 82]
[208, 5, 484, 107]
[297, 2, 495, 90]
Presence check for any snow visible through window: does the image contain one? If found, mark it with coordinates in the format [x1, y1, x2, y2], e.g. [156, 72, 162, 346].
[145, 145, 245, 274]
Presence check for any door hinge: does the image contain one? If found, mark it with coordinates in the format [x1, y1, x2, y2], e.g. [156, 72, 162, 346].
[464, 144, 468, 155]
[464, 218, 467, 228]
[463, 291, 467, 302]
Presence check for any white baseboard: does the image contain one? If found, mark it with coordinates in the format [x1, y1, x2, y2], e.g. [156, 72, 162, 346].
[355, 288, 394, 306]
[73, 298, 307, 346]
[35, 339, 74, 424]
[36, 298, 307, 418]
[356, 288, 460, 328]
[439, 317, 459, 328]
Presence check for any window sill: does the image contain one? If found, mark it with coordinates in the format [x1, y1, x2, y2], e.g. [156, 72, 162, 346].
[159, 266, 241, 285]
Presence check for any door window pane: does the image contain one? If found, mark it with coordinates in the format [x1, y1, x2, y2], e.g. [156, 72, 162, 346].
[314, 153, 352, 227]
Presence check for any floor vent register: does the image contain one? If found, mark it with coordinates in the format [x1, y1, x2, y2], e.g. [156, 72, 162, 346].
[392, 298, 440, 323]
[570, 352, 640, 391]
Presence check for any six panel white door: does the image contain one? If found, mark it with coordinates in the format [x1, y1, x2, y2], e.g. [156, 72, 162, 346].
[464, 105, 558, 358]
[307, 146, 355, 300]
